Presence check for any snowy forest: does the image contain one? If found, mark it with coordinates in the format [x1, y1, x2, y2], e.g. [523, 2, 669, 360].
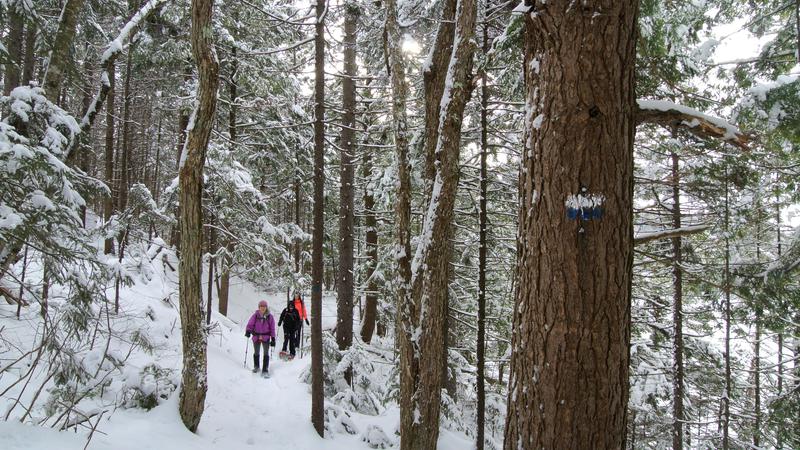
[0, 0, 799, 449]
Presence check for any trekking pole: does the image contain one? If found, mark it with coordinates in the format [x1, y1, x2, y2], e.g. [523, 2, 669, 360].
[244, 338, 249, 368]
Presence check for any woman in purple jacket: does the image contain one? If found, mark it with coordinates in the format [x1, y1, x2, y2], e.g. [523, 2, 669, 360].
[245, 300, 276, 376]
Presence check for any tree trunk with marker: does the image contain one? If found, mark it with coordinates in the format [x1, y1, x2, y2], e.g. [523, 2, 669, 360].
[504, 2, 639, 449]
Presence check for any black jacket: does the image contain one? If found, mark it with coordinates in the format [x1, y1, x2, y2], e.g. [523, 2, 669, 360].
[278, 307, 301, 332]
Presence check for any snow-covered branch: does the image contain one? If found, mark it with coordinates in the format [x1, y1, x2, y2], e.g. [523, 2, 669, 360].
[633, 224, 710, 246]
[635, 99, 750, 150]
[63, 0, 169, 164]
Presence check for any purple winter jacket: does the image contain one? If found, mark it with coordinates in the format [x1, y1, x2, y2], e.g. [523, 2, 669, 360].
[246, 311, 276, 343]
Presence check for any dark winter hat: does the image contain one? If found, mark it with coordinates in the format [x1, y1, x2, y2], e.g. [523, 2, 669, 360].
[287, 300, 294, 308]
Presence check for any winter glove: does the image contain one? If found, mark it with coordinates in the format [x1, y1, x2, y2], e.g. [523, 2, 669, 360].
[270, 337, 276, 347]
[305, 319, 310, 326]
[245, 331, 251, 338]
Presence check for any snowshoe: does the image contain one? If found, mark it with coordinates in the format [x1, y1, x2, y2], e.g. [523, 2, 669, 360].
[251, 366, 259, 373]
[288, 354, 295, 361]
[261, 370, 270, 379]
[279, 351, 288, 361]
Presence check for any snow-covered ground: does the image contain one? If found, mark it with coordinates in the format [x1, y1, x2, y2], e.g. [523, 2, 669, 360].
[0, 249, 471, 449]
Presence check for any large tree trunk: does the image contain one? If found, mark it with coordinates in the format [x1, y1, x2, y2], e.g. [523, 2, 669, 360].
[402, 0, 478, 448]
[503, 2, 639, 449]
[336, 3, 359, 353]
[671, 150, 685, 450]
[310, 0, 326, 437]
[43, 0, 85, 97]
[178, 0, 218, 432]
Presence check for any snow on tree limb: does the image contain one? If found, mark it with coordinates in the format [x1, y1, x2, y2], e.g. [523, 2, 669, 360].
[636, 99, 750, 150]
[633, 224, 710, 245]
[63, 0, 168, 164]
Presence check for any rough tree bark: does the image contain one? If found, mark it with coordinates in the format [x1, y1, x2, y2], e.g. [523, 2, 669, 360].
[504, 2, 639, 449]
[336, 2, 359, 354]
[310, 0, 326, 437]
[403, 0, 478, 448]
[178, 0, 219, 433]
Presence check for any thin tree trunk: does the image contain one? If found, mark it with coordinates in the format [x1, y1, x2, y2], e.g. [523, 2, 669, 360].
[310, 0, 326, 437]
[117, 46, 135, 212]
[336, 3, 359, 355]
[178, 0, 218, 432]
[22, 22, 36, 86]
[503, 2, 639, 449]
[384, 2, 415, 447]
[776, 197, 783, 450]
[206, 220, 215, 325]
[422, 0, 457, 187]
[295, 171, 302, 273]
[170, 62, 194, 249]
[16, 246, 28, 319]
[41, 261, 49, 318]
[217, 46, 238, 318]
[795, 0, 800, 65]
[476, 14, 489, 449]
[671, 150, 685, 450]
[218, 240, 233, 316]
[722, 169, 731, 450]
[360, 130, 378, 344]
[43, 0, 85, 97]
[3, 7, 23, 96]
[104, 62, 117, 255]
[752, 201, 764, 448]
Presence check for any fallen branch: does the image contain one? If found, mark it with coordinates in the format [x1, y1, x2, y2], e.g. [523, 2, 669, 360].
[634, 224, 711, 245]
[0, 285, 27, 306]
[636, 99, 750, 150]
